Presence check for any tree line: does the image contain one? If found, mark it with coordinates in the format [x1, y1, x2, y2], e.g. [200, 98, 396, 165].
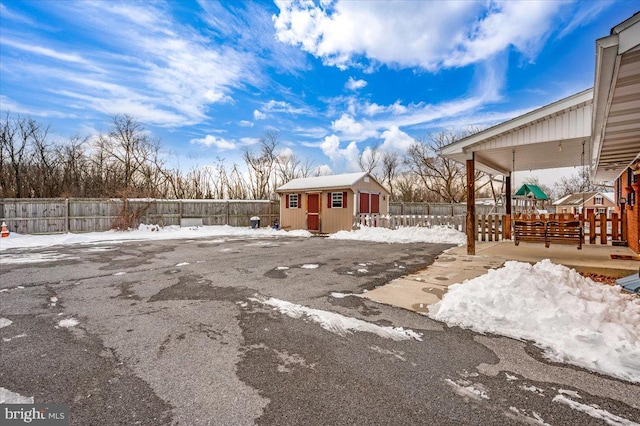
[0, 112, 599, 202]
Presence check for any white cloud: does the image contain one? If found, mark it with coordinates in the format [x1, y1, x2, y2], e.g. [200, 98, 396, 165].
[315, 164, 333, 176]
[1, 1, 255, 127]
[380, 126, 415, 152]
[345, 77, 367, 91]
[263, 100, 307, 115]
[363, 100, 408, 116]
[331, 114, 378, 141]
[239, 120, 254, 127]
[190, 135, 237, 150]
[253, 109, 267, 120]
[240, 137, 260, 146]
[274, 0, 565, 70]
[1, 39, 91, 65]
[319, 134, 360, 171]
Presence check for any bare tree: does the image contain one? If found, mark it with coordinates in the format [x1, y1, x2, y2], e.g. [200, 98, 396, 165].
[405, 132, 466, 203]
[99, 114, 160, 195]
[243, 132, 278, 199]
[380, 151, 402, 200]
[552, 167, 609, 199]
[358, 144, 381, 177]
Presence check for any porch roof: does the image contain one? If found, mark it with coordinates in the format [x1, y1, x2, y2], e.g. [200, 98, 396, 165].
[440, 89, 593, 176]
[591, 12, 640, 182]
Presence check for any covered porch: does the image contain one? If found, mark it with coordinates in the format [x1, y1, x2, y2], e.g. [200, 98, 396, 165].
[441, 12, 640, 255]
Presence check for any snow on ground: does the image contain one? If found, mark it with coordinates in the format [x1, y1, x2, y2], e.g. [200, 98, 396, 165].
[0, 224, 312, 251]
[300, 264, 319, 269]
[328, 225, 465, 245]
[0, 387, 34, 404]
[0, 318, 13, 328]
[250, 297, 422, 341]
[430, 259, 640, 383]
[58, 318, 79, 328]
[552, 394, 638, 426]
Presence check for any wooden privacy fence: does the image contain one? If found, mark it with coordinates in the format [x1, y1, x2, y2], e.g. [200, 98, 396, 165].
[355, 212, 624, 245]
[389, 202, 503, 216]
[0, 198, 279, 234]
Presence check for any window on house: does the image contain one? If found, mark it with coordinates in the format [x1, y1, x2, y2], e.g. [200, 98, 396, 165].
[598, 208, 606, 214]
[332, 192, 343, 208]
[288, 193, 298, 209]
[594, 196, 603, 205]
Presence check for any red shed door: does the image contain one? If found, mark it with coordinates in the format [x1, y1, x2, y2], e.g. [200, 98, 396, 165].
[307, 193, 319, 231]
[359, 192, 370, 213]
[371, 193, 380, 214]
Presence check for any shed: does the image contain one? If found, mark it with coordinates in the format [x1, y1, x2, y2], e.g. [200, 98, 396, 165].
[276, 172, 390, 233]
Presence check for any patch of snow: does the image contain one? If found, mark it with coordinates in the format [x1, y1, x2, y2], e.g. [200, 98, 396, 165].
[553, 394, 637, 425]
[0, 289, 7, 292]
[250, 297, 422, 341]
[445, 378, 490, 400]
[175, 262, 189, 267]
[0, 387, 34, 404]
[275, 266, 290, 270]
[300, 264, 319, 269]
[505, 373, 518, 381]
[328, 225, 466, 245]
[357, 268, 368, 273]
[0, 251, 79, 264]
[430, 259, 640, 383]
[0, 318, 13, 328]
[521, 385, 544, 395]
[558, 389, 582, 399]
[58, 318, 79, 328]
[113, 272, 126, 276]
[331, 292, 359, 299]
[369, 345, 406, 361]
[16, 286, 24, 289]
[0, 225, 313, 251]
[3, 333, 27, 342]
[50, 296, 58, 303]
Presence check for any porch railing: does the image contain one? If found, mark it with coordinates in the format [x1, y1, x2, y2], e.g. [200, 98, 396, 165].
[354, 212, 625, 245]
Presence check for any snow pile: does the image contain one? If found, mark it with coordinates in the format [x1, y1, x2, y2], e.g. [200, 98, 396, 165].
[0, 387, 34, 404]
[58, 318, 79, 328]
[328, 225, 465, 245]
[251, 297, 422, 341]
[430, 259, 640, 383]
[0, 224, 312, 251]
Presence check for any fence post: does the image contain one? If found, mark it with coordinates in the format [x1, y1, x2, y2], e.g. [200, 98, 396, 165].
[226, 201, 230, 225]
[65, 198, 70, 233]
[178, 200, 183, 226]
[611, 213, 619, 240]
[589, 214, 596, 244]
[599, 214, 607, 244]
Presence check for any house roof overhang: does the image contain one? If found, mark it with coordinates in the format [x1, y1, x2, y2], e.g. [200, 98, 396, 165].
[440, 89, 594, 176]
[591, 13, 640, 183]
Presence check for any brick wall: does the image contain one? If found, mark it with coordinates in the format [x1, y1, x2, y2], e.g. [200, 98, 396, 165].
[620, 168, 640, 254]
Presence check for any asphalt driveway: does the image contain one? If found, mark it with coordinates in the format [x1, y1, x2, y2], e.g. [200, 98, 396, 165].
[1, 236, 638, 425]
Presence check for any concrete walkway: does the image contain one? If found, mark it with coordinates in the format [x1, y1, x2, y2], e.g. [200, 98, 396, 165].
[363, 241, 639, 314]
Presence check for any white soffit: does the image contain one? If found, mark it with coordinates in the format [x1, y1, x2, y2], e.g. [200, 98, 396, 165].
[592, 13, 640, 183]
[440, 89, 593, 175]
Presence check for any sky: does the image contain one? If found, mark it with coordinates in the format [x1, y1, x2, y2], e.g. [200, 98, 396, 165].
[1, 0, 638, 185]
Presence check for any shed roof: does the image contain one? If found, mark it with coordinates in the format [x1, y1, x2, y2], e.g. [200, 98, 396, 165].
[277, 172, 386, 192]
[514, 184, 549, 200]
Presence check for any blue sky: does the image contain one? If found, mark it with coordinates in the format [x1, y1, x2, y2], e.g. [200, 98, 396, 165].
[1, 0, 637, 182]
